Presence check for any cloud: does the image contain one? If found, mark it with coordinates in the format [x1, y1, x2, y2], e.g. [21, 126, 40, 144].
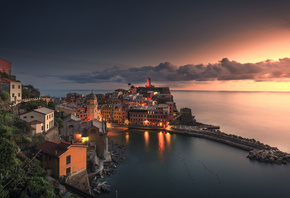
[60, 57, 290, 84]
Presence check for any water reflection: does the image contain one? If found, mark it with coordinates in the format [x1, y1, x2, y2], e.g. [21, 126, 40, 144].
[158, 132, 165, 161]
[165, 132, 171, 149]
[144, 131, 149, 149]
[125, 132, 129, 144]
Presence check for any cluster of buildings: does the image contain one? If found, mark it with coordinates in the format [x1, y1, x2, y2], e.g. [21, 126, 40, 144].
[55, 78, 177, 128]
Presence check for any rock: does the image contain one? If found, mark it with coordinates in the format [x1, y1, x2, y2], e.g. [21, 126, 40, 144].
[101, 184, 110, 192]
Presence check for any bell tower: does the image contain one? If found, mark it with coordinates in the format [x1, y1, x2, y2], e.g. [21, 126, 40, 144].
[86, 92, 98, 121]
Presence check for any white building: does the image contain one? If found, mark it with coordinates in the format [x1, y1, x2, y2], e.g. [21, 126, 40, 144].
[20, 107, 54, 134]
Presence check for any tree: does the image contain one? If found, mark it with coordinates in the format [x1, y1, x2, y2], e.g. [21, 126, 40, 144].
[0, 91, 10, 102]
[18, 100, 49, 111]
[130, 85, 135, 89]
[55, 117, 64, 130]
[22, 85, 40, 99]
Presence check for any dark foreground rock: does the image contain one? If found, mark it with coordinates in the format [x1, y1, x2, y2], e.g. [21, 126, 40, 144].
[247, 149, 290, 164]
[91, 140, 126, 195]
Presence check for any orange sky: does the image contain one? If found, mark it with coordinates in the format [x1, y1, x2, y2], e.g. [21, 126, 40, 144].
[178, 29, 290, 65]
[169, 28, 290, 92]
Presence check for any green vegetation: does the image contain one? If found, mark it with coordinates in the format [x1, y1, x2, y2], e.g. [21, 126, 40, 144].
[22, 85, 40, 99]
[0, 111, 57, 197]
[0, 71, 14, 80]
[0, 91, 10, 102]
[55, 117, 64, 130]
[18, 100, 54, 111]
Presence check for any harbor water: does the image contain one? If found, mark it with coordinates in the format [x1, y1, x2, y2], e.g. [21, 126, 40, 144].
[101, 91, 290, 198]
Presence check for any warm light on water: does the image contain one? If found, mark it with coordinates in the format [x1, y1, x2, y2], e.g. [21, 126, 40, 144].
[104, 91, 290, 198]
[158, 132, 165, 160]
[144, 131, 149, 149]
[125, 133, 129, 144]
[165, 132, 171, 149]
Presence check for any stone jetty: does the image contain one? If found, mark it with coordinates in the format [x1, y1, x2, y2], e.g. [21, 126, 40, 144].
[167, 125, 290, 165]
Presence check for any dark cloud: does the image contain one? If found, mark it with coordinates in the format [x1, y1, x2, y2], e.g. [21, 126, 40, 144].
[60, 58, 290, 84]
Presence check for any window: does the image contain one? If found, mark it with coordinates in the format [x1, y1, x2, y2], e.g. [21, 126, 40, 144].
[24, 116, 27, 119]
[18, 93, 20, 97]
[47, 124, 48, 129]
[66, 155, 71, 165]
[12, 93, 14, 97]
[66, 167, 71, 176]
[41, 126, 44, 130]
[12, 85, 15, 89]
[47, 115, 48, 119]
[30, 116, 34, 118]
[18, 85, 20, 89]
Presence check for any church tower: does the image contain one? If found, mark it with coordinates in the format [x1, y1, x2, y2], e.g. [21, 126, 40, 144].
[86, 92, 98, 121]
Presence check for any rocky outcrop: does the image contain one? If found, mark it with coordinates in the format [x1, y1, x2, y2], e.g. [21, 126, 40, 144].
[90, 140, 126, 196]
[247, 149, 290, 164]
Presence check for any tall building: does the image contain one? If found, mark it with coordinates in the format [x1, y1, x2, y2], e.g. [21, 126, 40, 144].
[86, 92, 98, 121]
[0, 58, 11, 75]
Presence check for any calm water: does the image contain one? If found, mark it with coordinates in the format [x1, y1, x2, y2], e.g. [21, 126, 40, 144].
[172, 91, 290, 153]
[45, 89, 290, 197]
[102, 91, 290, 198]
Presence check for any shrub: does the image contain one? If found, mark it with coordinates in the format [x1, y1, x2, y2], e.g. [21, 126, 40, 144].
[0, 91, 10, 102]
[22, 137, 32, 143]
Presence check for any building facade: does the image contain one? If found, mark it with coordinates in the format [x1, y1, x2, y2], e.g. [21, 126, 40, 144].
[36, 141, 87, 178]
[0, 78, 22, 103]
[20, 107, 54, 133]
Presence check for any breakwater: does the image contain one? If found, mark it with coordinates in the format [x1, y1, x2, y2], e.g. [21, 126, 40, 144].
[168, 125, 290, 165]
[114, 123, 290, 165]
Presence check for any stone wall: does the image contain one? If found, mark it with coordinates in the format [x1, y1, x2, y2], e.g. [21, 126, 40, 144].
[44, 126, 61, 142]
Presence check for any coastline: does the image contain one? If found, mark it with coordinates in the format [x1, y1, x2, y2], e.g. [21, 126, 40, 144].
[112, 123, 290, 165]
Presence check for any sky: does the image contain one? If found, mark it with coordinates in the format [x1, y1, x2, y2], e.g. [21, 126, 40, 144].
[1, 0, 290, 94]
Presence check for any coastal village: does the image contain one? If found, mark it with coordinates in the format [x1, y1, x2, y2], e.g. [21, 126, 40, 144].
[1, 58, 290, 197]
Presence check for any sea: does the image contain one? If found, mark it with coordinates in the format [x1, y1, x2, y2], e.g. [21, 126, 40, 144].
[44, 90, 290, 198]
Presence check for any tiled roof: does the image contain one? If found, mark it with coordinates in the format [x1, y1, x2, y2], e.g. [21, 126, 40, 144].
[35, 141, 86, 158]
[0, 78, 17, 83]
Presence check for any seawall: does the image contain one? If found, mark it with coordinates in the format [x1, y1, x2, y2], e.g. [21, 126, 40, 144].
[113, 123, 290, 165]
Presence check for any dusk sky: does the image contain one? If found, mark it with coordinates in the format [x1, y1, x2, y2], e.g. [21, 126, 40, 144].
[1, 0, 290, 93]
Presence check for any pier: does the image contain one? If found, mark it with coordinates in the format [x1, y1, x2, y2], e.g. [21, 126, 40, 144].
[165, 125, 290, 164]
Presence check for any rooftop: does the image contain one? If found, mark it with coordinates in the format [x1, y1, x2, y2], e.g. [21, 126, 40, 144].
[63, 114, 81, 122]
[34, 107, 54, 115]
[35, 141, 86, 158]
[0, 78, 18, 83]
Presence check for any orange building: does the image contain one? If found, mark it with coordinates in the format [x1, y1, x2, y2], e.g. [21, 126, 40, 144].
[36, 141, 87, 179]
